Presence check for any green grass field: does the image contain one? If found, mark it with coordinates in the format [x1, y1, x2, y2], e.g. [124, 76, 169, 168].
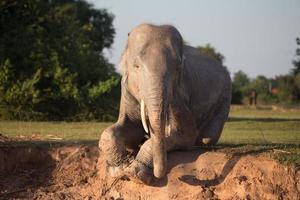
[0, 106, 299, 167]
[221, 106, 300, 144]
[0, 121, 111, 141]
[0, 106, 300, 144]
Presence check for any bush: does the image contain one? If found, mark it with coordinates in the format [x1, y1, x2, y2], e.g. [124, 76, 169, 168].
[0, 0, 120, 121]
[257, 93, 278, 105]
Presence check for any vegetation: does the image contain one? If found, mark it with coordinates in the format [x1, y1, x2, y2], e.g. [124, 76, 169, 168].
[0, 0, 120, 121]
[0, 106, 299, 143]
[196, 44, 224, 64]
[0, 0, 299, 122]
[231, 37, 300, 105]
[1, 107, 299, 167]
[0, 121, 110, 141]
[196, 41, 300, 105]
[231, 70, 250, 104]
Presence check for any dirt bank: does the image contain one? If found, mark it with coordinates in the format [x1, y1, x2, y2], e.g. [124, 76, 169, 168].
[0, 143, 299, 200]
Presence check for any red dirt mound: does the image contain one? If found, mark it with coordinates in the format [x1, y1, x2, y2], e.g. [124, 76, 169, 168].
[98, 150, 300, 200]
[0, 144, 299, 200]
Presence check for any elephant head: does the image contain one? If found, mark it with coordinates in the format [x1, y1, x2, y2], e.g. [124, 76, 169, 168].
[120, 24, 184, 178]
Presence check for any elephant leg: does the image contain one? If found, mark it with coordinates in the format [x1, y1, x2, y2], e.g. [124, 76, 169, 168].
[198, 96, 231, 145]
[126, 129, 198, 184]
[99, 118, 145, 177]
[125, 139, 154, 184]
[126, 105, 199, 184]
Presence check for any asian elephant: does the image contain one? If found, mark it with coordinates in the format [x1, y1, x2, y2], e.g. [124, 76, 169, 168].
[99, 24, 231, 184]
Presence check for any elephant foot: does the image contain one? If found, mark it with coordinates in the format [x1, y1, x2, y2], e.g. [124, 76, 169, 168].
[125, 160, 155, 185]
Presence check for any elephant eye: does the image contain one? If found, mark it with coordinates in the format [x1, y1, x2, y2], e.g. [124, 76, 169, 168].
[134, 64, 140, 69]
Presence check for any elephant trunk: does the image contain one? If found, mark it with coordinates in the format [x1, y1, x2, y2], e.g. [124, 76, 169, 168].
[142, 79, 168, 178]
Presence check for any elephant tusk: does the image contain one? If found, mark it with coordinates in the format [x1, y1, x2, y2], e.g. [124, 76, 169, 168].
[167, 119, 171, 135]
[141, 99, 149, 133]
[165, 108, 171, 135]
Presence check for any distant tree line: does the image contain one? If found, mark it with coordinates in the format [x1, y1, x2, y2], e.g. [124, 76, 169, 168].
[196, 41, 300, 105]
[231, 38, 300, 105]
[0, 0, 120, 121]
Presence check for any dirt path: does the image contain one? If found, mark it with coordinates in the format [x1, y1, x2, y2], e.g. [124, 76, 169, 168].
[0, 143, 299, 200]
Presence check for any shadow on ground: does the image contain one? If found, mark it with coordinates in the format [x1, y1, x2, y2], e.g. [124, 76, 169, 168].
[0, 140, 98, 199]
[176, 146, 274, 187]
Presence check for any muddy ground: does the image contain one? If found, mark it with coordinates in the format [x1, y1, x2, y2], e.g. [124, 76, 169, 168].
[0, 136, 299, 200]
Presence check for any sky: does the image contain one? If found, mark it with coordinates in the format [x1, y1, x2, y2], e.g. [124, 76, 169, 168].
[88, 0, 300, 78]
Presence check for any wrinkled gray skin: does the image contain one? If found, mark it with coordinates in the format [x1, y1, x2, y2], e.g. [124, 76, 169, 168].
[100, 24, 231, 184]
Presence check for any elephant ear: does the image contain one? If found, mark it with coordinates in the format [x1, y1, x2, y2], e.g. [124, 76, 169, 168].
[177, 31, 184, 63]
[120, 31, 134, 74]
[119, 42, 129, 78]
[119, 45, 131, 98]
[176, 29, 185, 69]
[168, 26, 185, 78]
[175, 30, 185, 88]
[163, 25, 184, 62]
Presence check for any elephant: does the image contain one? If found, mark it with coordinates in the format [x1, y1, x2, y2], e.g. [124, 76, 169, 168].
[99, 24, 231, 184]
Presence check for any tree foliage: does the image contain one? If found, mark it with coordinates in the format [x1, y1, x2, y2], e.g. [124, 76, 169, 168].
[231, 37, 300, 105]
[292, 38, 300, 75]
[276, 75, 299, 103]
[196, 44, 224, 64]
[232, 71, 250, 89]
[0, 0, 120, 120]
[277, 37, 300, 103]
[231, 71, 250, 104]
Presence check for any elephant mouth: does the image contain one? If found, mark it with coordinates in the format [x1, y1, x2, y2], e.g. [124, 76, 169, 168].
[140, 99, 171, 135]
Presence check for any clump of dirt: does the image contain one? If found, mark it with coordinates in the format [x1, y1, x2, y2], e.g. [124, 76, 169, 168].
[0, 144, 100, 199]
[0, 133, 11, 142]
[99, 150, 300, 200]
[0, 142, 299, 200]
[0, 133, 50, 143]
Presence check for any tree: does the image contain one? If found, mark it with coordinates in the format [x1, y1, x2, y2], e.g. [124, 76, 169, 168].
[232, 70, 250, 89]
[276, 75, 299, 103]
[0, 0, 120, 120]
[276, 37, 300, 104]
[196, 44, 224, 64]
[231, 70, 250, 104]
[295, 73, 300, 89]
[248, 75, 279, 104]
[292, 37, 300, 75]
[249, 75, 269, 94]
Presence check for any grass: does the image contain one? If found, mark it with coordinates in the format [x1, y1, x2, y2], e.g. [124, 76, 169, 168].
[219, 106, 300, 144]
[2, 105, 299, 143]
[0, 106, 300, 144]
[222, 106, 300, 168]
[0, 121, 112, 141]
[0, 105, 299, 167]
[220, 120, 300, 144]
[228, 105, 300, 119]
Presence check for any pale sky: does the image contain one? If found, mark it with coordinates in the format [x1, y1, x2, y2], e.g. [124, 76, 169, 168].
[88, 0, 300, 78]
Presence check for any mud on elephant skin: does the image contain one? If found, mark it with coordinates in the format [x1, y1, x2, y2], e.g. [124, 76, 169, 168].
[99, 23, 232, 185]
